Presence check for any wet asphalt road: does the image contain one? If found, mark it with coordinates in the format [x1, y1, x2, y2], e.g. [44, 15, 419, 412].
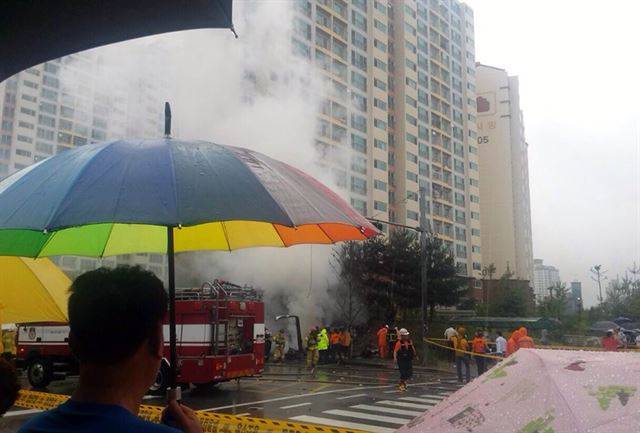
[1, 361, 463, 433]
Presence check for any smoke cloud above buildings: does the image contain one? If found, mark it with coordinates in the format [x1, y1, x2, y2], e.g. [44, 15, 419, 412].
[64, 1, 350, 335]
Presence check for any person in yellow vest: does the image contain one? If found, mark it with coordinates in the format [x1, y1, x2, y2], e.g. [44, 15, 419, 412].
[453, 327, 470, 383]
[317, 328, 329, 364]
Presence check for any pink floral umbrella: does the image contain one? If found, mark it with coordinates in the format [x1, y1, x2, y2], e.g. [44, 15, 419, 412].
[397, 349, 640, 433]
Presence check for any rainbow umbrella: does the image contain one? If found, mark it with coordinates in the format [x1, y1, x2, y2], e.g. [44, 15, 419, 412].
[0, 135, 380, 389]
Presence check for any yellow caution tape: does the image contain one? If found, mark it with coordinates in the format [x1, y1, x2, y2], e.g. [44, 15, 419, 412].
[424, 338, 505, 360]
[14, 390, 369, 433]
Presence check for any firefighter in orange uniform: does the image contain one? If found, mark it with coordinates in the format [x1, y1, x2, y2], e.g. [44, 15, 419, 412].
[517, 327, 535, 349]
[393, 328, 416, 391]
[329, 328, 340, 362]
[377, 325, 389, 358]
[506, 328, 521, 356]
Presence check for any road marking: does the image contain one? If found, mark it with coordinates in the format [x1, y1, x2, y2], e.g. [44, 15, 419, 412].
[376, 400, 431, 410]
[3, 409, 42, 417]
[280, 402, 312, 409]
[399, 396, 442, 404]
[337, 393, 367, 400]
[201, 381, 438, 411]
[235, 413, 250, 417]
[419, 394, 445, 401]
[383, 390, 399, 394]
[290, 415, 394, 433]
[351, 404, 422, 417]
[323, 409, 411, 425]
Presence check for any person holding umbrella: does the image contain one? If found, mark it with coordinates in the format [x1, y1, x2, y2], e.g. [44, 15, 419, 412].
[393, 328, 417, 392]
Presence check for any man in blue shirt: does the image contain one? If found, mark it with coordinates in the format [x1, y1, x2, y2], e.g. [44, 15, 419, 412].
[18, 266, 202, 433]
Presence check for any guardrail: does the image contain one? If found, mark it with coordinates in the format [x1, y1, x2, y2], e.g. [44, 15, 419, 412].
[15, 390, 369, 433]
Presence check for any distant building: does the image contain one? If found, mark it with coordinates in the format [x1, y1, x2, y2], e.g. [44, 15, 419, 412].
[0, 46, 168, 281]
[566, 281, 583, 313]
[468, 277, 536, 313]
[474, 64, 534, 285]
[289, 0, 482, 278]
[533, 259, 561, 301]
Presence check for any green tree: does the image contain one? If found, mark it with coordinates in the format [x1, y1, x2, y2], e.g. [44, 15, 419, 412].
[538, 283, 569, 319]
[332, 228, 465, 323]
[488, 269, 532, 317]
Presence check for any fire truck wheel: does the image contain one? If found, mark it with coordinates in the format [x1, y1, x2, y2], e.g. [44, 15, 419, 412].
[27, 358, 53, 388]
[149, 362, 170, 396]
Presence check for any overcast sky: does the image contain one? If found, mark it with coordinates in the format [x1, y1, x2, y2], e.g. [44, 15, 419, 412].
[465, 0, 640, 306]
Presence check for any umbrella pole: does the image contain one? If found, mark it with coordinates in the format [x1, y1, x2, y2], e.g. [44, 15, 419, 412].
[167, 225, 179, 397]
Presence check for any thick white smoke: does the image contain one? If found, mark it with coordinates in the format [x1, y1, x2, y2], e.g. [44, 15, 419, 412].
[57, 2, 359, 342]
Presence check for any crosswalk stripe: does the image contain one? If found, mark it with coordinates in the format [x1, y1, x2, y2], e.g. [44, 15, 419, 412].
[323, 409, 411, 425]
[280, 402, 312, 409]
[337, 393, 368, 400]
[351, 404, 423, 417]
[375, 400, 431, 410]
[420, 394, 445, 401]
[399, 397, 442, 404]
[290, 415, 394, 433]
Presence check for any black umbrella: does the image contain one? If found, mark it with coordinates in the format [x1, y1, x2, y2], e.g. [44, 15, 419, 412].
[0, 0, 235, 82]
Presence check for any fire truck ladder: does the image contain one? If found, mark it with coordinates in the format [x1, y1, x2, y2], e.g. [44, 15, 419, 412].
[201, 281, 229, 356]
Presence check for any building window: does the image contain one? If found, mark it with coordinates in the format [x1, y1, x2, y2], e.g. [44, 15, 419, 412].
[351, 155, 367, 174]
[351, 51, 367, 72]
[351, 113, 367, 133]
[351, 92, 366, 112]
[374, 201, 387, 211]
[350, 176, 367, 195]
[406, 133, 417, 145]
[470, 178, 479, 187]
[406, 171, 418, 182]
[456, 244, 467, 259]
[374, 78, 387, 92]
[407, 210, 419, 221]
[351, 31, 367, 51]
[472, 262, 482, 271]
[40, 88, 58, 102]
[374, 119, 387, 131]
[374, 39, 387, 52]
[374, 180, 387, 191]
[351, 71, 367, 92]
[38, 115, 56, 128]
[374, 19, 387, 33]
[471, 211, 480, 220]
[406, 152, 418, 163]
[374, 58, 387, 72]
[39, 101, 57, 114]
[351, 198, 367, 216]
[17, 135, 33, 144]
[351, 10, 367, 31]
[351, 134, 367, 153]
[374, 159, 387, 171]
[15, 148, 32, 157]
[406, 191, 418, 201]
[472, 245, 481, 254]
[471, 228, 481, 237]
[470, 194, 480, 203]
[374, 98, 387, 110]
[374, 139, 387, 150]
[469, 161, 478, 170]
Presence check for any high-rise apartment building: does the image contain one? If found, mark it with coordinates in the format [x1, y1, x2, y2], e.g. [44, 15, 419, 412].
[0, 46, 168, 280]
[292, 0, 482, 278]
[533, 258, 561, 300]
[475, 64, 533, 284]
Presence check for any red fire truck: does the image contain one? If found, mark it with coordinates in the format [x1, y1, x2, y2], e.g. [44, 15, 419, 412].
[16, 280, 265, 393]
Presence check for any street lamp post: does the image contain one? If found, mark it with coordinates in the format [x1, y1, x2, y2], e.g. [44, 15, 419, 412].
[419, 187, 429, 364]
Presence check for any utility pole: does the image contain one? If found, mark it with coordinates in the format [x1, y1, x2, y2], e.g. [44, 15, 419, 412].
[419, 187, 429, 364]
